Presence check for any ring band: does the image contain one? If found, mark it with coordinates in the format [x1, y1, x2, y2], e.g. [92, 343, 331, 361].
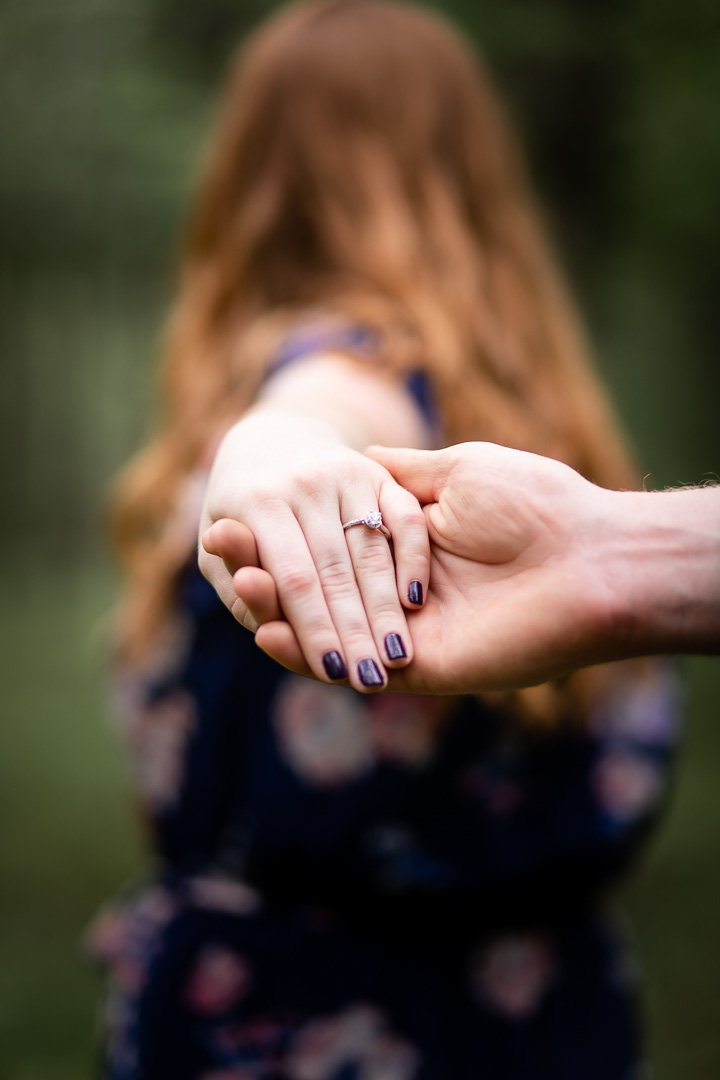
[342, 510, 392, 541]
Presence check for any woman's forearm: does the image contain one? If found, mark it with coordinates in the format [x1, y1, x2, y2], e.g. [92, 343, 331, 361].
[252, 354, 432, 452]
[199, 355, 432, 693]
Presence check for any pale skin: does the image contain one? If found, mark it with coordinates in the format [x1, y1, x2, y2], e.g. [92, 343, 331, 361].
[197, 353, 433, 694]
[202, 441, 720, 693]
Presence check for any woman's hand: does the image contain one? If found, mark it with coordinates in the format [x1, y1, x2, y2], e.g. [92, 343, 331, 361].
[198, 409, 430, 692]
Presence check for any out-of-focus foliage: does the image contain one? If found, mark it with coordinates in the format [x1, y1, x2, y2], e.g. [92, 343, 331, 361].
[1, 2, 718, 1078]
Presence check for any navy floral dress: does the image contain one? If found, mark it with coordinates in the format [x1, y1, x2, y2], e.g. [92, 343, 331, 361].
[92, 331, 681, 1080]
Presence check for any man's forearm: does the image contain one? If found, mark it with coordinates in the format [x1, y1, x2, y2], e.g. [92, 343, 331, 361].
[600, 487, 720, 657]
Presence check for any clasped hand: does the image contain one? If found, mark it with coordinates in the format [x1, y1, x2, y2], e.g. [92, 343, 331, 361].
[202, 437, 620, 694]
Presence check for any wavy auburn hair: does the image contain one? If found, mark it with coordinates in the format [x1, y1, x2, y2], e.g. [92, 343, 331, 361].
[112, 0, 638, 710]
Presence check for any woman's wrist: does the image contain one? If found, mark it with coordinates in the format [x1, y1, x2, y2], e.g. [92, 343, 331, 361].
[233, 405, 344, 447]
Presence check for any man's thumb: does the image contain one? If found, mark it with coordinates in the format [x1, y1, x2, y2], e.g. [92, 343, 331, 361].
[365, 445, 449, 504]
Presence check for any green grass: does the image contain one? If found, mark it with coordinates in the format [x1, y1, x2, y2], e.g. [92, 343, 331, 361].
[1, 570, 718, 1078]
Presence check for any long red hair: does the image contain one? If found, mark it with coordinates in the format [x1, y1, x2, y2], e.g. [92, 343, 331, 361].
[112, 0, 638, 716]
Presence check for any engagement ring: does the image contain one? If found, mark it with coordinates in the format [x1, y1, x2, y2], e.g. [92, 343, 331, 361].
[342, 510, 392, 541]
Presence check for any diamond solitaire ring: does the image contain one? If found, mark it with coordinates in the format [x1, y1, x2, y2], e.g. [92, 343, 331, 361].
[342, 510, 392, 541]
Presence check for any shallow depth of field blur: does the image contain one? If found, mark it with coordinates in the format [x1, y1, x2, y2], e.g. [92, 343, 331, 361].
[1, 1, 719, 1078]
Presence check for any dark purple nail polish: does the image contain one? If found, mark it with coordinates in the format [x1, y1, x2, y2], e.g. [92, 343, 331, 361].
[323, 651, 347, 680]
[358, 657, 384, 687]
[385, 633, 407, 661]
[408, 580, 424, 606]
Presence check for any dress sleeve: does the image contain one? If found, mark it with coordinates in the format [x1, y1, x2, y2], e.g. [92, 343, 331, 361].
[264, 317, 443, 442]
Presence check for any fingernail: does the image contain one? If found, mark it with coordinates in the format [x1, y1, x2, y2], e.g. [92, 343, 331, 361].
[358, 658, 384, 687]
[323, 651, 347, 680]
[408, 580, 424, 606]
[385, 633, 407, 661]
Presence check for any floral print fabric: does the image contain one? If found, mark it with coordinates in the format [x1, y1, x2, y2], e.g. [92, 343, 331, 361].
[92, 872, 643, 1080]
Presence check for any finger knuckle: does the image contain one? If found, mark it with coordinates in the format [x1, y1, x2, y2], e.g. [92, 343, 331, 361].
[277, 565, 315, 599]
[230, 599, 255, 631]
[315, 552, 352, 590]
[326, 582, 361, 613]
[293, 472, 326, 500]
[249, 488, 286, 513]
[353, 544, 391, 576]
[304, 615, 334, 641]
[343, 629, 377, 656]
[371, 602, 404, 628]
[395, 505, 426, 531]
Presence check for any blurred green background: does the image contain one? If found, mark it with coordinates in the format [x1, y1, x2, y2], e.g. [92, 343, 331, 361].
[1, 1, 719, 1077]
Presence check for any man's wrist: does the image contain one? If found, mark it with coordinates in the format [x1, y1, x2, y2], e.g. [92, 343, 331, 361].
[598, 487, 720, 657]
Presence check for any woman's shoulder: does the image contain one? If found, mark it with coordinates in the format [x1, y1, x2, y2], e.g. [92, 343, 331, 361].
[263, 307, 442, 440]
[266, 313, 382, 379]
